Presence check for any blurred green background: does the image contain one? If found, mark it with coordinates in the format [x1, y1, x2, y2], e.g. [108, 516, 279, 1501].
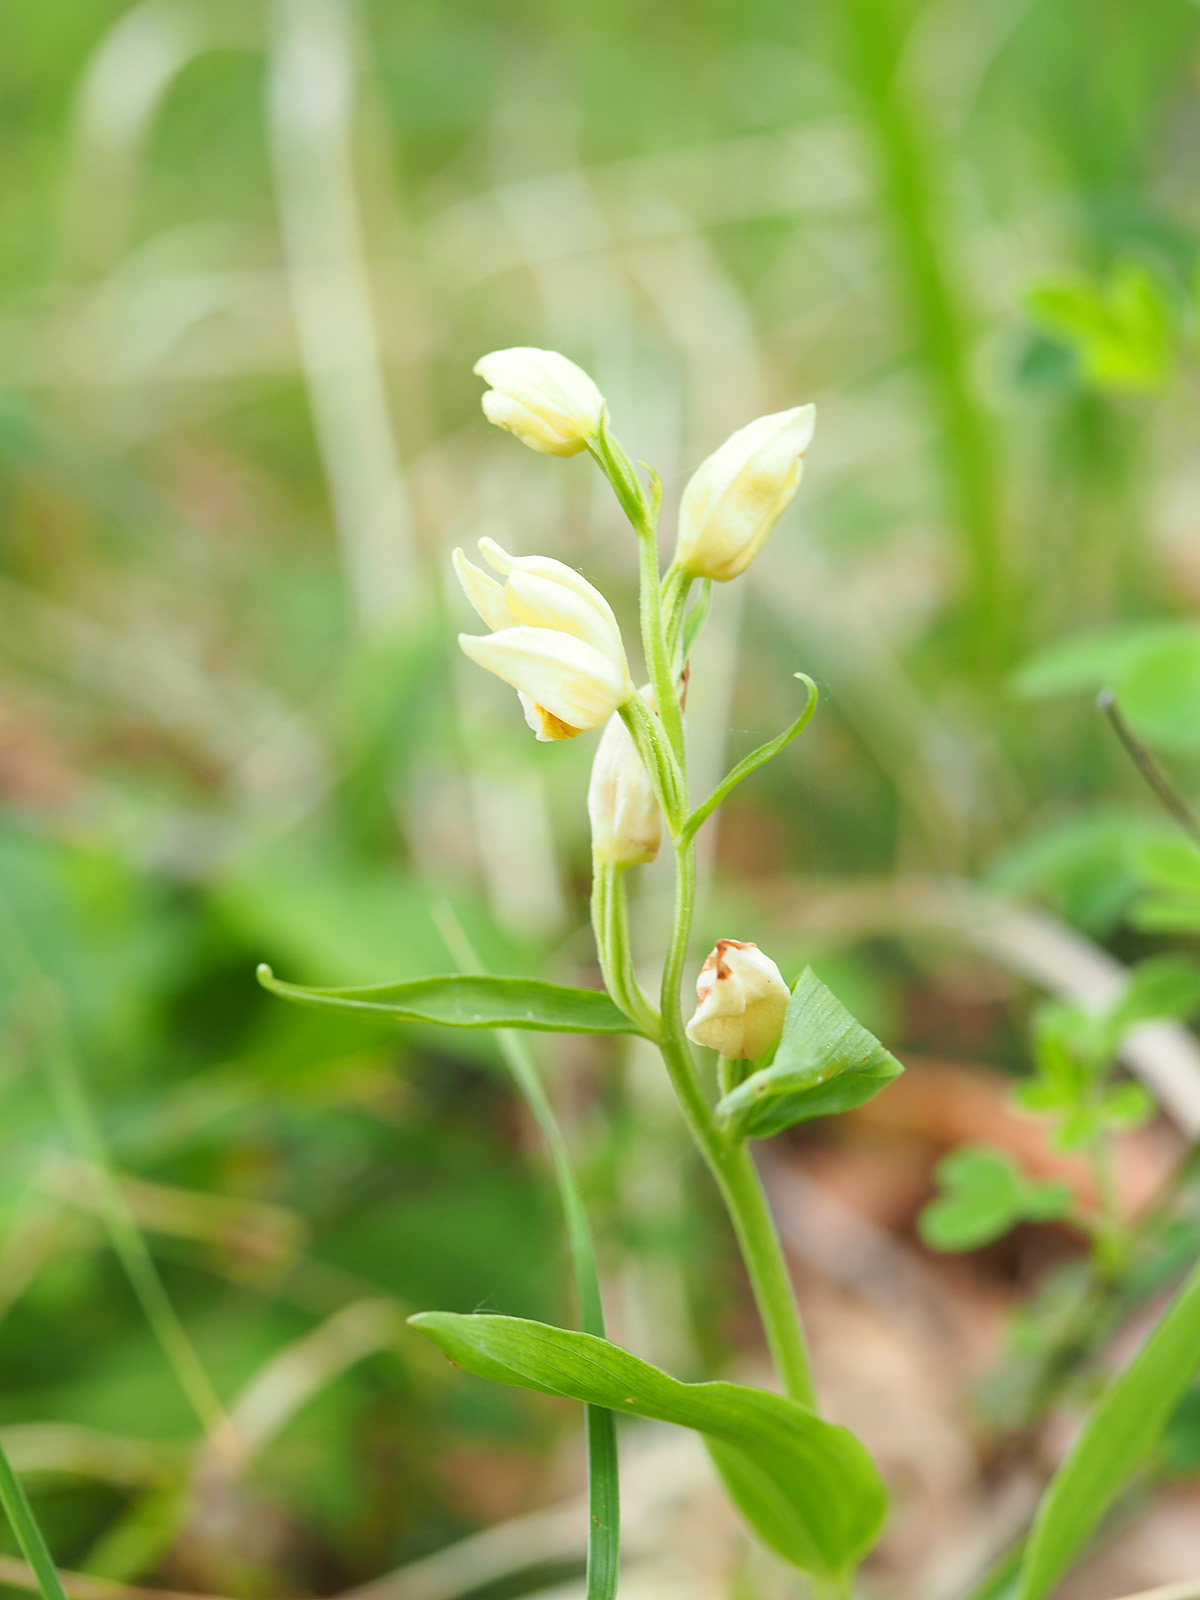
[4, 0, 1200, 1594]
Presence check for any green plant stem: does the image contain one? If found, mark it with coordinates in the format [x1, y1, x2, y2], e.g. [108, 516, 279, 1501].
[1087, 1129, 1129, 1280]
[619, 695, 686, 832]
[661, 563, 693, 664]
[657, 843, 817, 1411]
[591, 864, 660, 1038]
[717, 1056, 741, 1098]
[717, 1138, 818, 1410]
[434, 908, 619, 1600]
[498, 1033, 619, 1600]
[0, 1442, 68, 1600]
[588, 420, 684, 758]
[635, 528, 685, 760]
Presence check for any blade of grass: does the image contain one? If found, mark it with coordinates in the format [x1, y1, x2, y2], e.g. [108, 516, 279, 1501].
[1017, 1251, 1200, 1600]
[843, 0, 1008, 673]
[0, 1440, 69, 1600]
[433, 905, 619, 1600]
[266, 0, 417, 630]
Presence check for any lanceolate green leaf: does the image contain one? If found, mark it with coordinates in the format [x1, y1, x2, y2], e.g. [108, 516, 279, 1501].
[257, 966, 641, 1035]
[1018, 1254, 1200, 1600]
[409, 1312, 886, 1582]
[717, 968, 903, 1140]
[683, 675, 818, 842]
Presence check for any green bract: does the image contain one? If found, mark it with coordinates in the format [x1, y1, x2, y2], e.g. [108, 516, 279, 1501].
[716, 967, 903, 1140]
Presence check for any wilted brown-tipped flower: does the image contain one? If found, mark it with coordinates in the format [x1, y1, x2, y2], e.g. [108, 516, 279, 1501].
[685, 940, 790, 1059]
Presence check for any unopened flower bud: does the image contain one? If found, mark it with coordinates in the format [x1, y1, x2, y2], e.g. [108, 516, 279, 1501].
[474, 347, 605, 456]
[588, 694, 662, 867]
[685, 940, 790, 1059]
[674, 405, 816, 582]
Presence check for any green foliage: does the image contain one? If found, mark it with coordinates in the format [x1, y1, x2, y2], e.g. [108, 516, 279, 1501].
[1025, 264, 1174, 391]
[1130, 836, 1200, 933]
[715, 968, 903, 1140]
[1010, 956, 1198, 1150]
[1162, 1385, 1200, 1473]
[1015, 623, 1200, 753]
[987, 811, 1166, 936]
[408, 1312, 886, 1583]
[257, 967, 641, 1034]
[919, 1147, 1072, 1253]
[3, 0, 1200, 1586]
[1107, 952, 1200, 1034]
[1017, 1255, 1200, 1600]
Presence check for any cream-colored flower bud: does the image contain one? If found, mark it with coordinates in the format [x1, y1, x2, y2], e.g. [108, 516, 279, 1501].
[588, 693, 662, 867]
[685, 940, 790, 1059]
[474, 347, 605, 456]
[674, 405, 816, 581]
[454, 538, 633, 740]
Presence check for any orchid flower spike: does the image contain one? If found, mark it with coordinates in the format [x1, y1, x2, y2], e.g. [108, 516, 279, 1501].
[685, 940, 791, 1059]
[454, 539, 633, 740]
[474, 348, 605, 456]
[674, 405, 816, 581]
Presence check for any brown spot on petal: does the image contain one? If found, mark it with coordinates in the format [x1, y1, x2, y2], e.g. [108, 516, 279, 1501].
[713, 938, 754, 980]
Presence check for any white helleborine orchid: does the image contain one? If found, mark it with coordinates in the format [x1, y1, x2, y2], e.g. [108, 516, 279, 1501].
[588, 691, 662, 867]
[454, 538, 633, 741]
[474, 347, 605, 457]
[674, 405, 816, 582]
[685, 940, 791, 1060]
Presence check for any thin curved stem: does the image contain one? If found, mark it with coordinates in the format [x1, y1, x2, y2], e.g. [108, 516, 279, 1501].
[715, 1141, 817, 1409]
[591, 864, 660, 1038]
[661, 563, 694, 667]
